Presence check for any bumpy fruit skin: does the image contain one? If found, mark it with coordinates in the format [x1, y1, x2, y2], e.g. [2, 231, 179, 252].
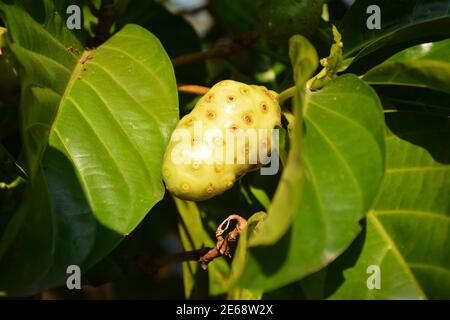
[163, 80, 281, 201]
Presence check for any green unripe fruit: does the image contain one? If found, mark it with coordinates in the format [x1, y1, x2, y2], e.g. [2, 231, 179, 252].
[162, 80, 281, 201]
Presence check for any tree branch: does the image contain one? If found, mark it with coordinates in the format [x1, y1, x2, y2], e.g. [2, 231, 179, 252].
[199, 214, 248, 270]
[134, 248, 210, 275]
[134, 214, 248, 274]
[171, 34, 258, 68]
[88, 0, 117, 45]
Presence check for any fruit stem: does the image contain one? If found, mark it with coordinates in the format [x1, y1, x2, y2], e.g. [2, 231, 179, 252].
[277, 86, 297, 105]
[178, 84, 210, 95]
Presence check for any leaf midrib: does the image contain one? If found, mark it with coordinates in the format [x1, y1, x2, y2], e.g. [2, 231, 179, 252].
[47, 50, 90, 139]
[409, 263, 450, 276]
[99, 43, 172, 99]
[86, 60, 165, 138]
[376, 209, 450, 220]
[63, 97, 133, 205]
[368, 211, 427, 299]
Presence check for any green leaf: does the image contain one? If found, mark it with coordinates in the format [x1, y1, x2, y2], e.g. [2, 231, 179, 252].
[210, 0, 326, 42]
[331, 110, 450, 299]
[241, 172, 279, 212]
[277, 125, 289, 167]
[363, 39, 450, 94]
[233, 74, 386, 291]
[342, 0, 450, 73]
[289, 35, 319, 86]
[0, 2, 177, 295]
[228, 212, 266, 281]
[376, 86, 450, 117]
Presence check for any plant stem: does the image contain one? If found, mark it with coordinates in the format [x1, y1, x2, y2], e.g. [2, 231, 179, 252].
[178, 84, 210, 95]
[277, 86, 297, 105]
[0, 176, 25, 190]
[171, 34, 258, 68]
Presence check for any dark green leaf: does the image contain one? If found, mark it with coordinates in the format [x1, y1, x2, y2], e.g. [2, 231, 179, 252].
[0, 2, 177, 295]
[377, 86, 450, 116]
[289, 35, 319, 85]
[342, 0, 450, 73]
[210, 0, 326, 43]
[331, 110, 450, 299]
[363, 39, 450, 94]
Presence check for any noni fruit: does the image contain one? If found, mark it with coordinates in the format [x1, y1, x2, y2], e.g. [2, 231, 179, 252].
[162, 80, 281, 201]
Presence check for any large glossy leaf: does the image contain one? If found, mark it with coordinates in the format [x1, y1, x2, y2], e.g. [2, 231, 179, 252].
[375, 86, 450, 117]
[232, 72, 386, 290]
[341, 0, 450, 73]
[0, 2, 178, 295]
[363, 39, 450, 94]
[331, 110, 450, 299]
